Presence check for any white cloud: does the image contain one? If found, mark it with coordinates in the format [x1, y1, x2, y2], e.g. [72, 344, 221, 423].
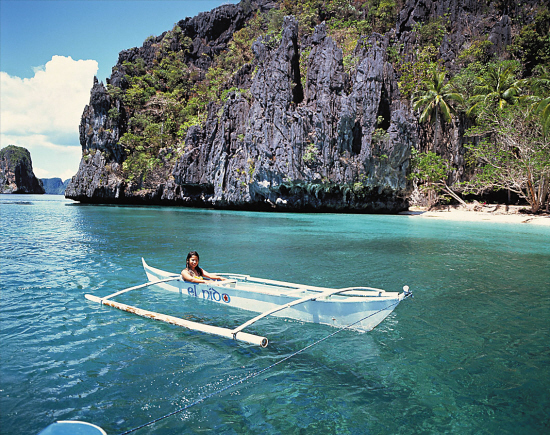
[1, 132, 82, 180]
[0, 55, 98, 178]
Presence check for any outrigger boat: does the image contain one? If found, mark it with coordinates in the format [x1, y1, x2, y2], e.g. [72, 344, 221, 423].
[85, 259, 411, 347]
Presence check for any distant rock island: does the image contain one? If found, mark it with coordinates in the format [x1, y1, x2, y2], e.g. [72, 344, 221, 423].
[41, 178, 70, 195]
[0, 145, 45, 194]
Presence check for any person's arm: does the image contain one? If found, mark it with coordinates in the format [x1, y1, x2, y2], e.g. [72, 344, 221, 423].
[181, 269, 204, 283]
[202, 270, 227, 281]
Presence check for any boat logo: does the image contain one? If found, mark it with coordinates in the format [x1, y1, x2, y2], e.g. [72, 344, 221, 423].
[187, 286, 231, 304]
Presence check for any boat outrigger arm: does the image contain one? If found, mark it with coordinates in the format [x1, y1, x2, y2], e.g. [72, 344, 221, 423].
[229, 287, 367, 338]
[85, 278, 411, 348]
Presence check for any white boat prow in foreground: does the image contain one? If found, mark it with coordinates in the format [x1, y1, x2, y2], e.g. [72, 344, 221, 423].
[38, 421, 107, 435]
[85, 259, 412, 347]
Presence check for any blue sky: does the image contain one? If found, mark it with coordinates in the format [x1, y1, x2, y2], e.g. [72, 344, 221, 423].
[0, 0, 238, 180]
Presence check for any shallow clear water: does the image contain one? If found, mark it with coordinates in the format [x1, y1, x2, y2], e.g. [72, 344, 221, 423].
[1, 195, 549, 435]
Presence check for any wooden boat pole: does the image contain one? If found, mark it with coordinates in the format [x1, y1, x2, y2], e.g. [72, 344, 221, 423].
[101, 276, 181, 301]
[85, 294, 269, 347]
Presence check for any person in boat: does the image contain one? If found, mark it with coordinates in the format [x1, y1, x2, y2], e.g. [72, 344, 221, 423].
[181, 251, 227, 283]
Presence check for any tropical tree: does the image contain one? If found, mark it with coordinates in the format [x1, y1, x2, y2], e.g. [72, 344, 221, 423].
[409, 149, 468, 207]
[464, 103, 550, 213]
[525, 65, 550, 137]
[467, 62, 524, 116]
[413, 70, 463, 153]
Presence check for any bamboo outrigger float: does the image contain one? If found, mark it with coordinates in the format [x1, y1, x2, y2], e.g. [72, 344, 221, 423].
[85, 259, 412, 347]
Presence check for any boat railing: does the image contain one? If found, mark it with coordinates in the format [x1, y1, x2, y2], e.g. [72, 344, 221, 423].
[218, 273, 332, 292]
[219, 273, 251, 281]
[217, 273, 391, 298]
[217, 279, 238, 288]
[336, 287, 389, 297]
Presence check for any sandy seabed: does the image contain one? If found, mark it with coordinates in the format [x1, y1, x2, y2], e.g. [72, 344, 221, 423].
[399, 204, 550, 226]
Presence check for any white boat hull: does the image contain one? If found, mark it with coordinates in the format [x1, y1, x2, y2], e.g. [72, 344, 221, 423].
[142, 259, 406, 332]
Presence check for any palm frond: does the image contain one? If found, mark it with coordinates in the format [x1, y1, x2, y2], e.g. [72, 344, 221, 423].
[414, 71, 459, 126]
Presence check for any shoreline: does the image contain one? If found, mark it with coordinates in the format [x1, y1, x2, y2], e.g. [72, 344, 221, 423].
[400, 204, 550, 226]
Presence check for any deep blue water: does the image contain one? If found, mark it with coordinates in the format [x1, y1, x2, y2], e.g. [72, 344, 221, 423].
[1, 194, 549, 435]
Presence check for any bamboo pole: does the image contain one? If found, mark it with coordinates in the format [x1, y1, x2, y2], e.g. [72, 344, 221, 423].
[85, 294, 268, 347]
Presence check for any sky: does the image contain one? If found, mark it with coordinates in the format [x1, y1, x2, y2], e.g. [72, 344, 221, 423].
[0, 0, 238, 180]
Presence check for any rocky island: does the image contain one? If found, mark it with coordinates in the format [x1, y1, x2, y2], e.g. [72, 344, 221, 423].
[0, 145, 45, 194]
[41, 178, 70, 195]
[66, 0, 550, 213]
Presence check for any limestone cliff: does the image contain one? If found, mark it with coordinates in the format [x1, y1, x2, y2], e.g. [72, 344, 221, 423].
[160, 18, 415, 212]
[66, 0, 546, 211]
[0, 145, 45, 194]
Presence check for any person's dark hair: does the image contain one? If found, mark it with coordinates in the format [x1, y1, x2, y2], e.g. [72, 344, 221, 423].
[186, 251, 203, 276]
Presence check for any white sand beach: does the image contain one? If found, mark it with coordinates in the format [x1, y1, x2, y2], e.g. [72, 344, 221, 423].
[400, 204, 550, 226]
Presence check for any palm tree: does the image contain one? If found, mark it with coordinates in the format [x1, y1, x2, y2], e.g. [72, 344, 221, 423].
[467, 63, 524, 116]
[526, 65, 550, 137]
[413, 70, 463, 152]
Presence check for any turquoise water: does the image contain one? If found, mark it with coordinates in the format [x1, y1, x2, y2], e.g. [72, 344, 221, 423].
[1, 195, 549, 435]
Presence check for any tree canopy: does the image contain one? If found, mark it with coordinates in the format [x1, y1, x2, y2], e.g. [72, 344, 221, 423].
[413, 70, 463, 152]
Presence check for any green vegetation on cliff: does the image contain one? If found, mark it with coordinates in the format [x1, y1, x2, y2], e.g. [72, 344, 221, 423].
[105, 0, 403, 184]
[1, 145, 32, 167]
